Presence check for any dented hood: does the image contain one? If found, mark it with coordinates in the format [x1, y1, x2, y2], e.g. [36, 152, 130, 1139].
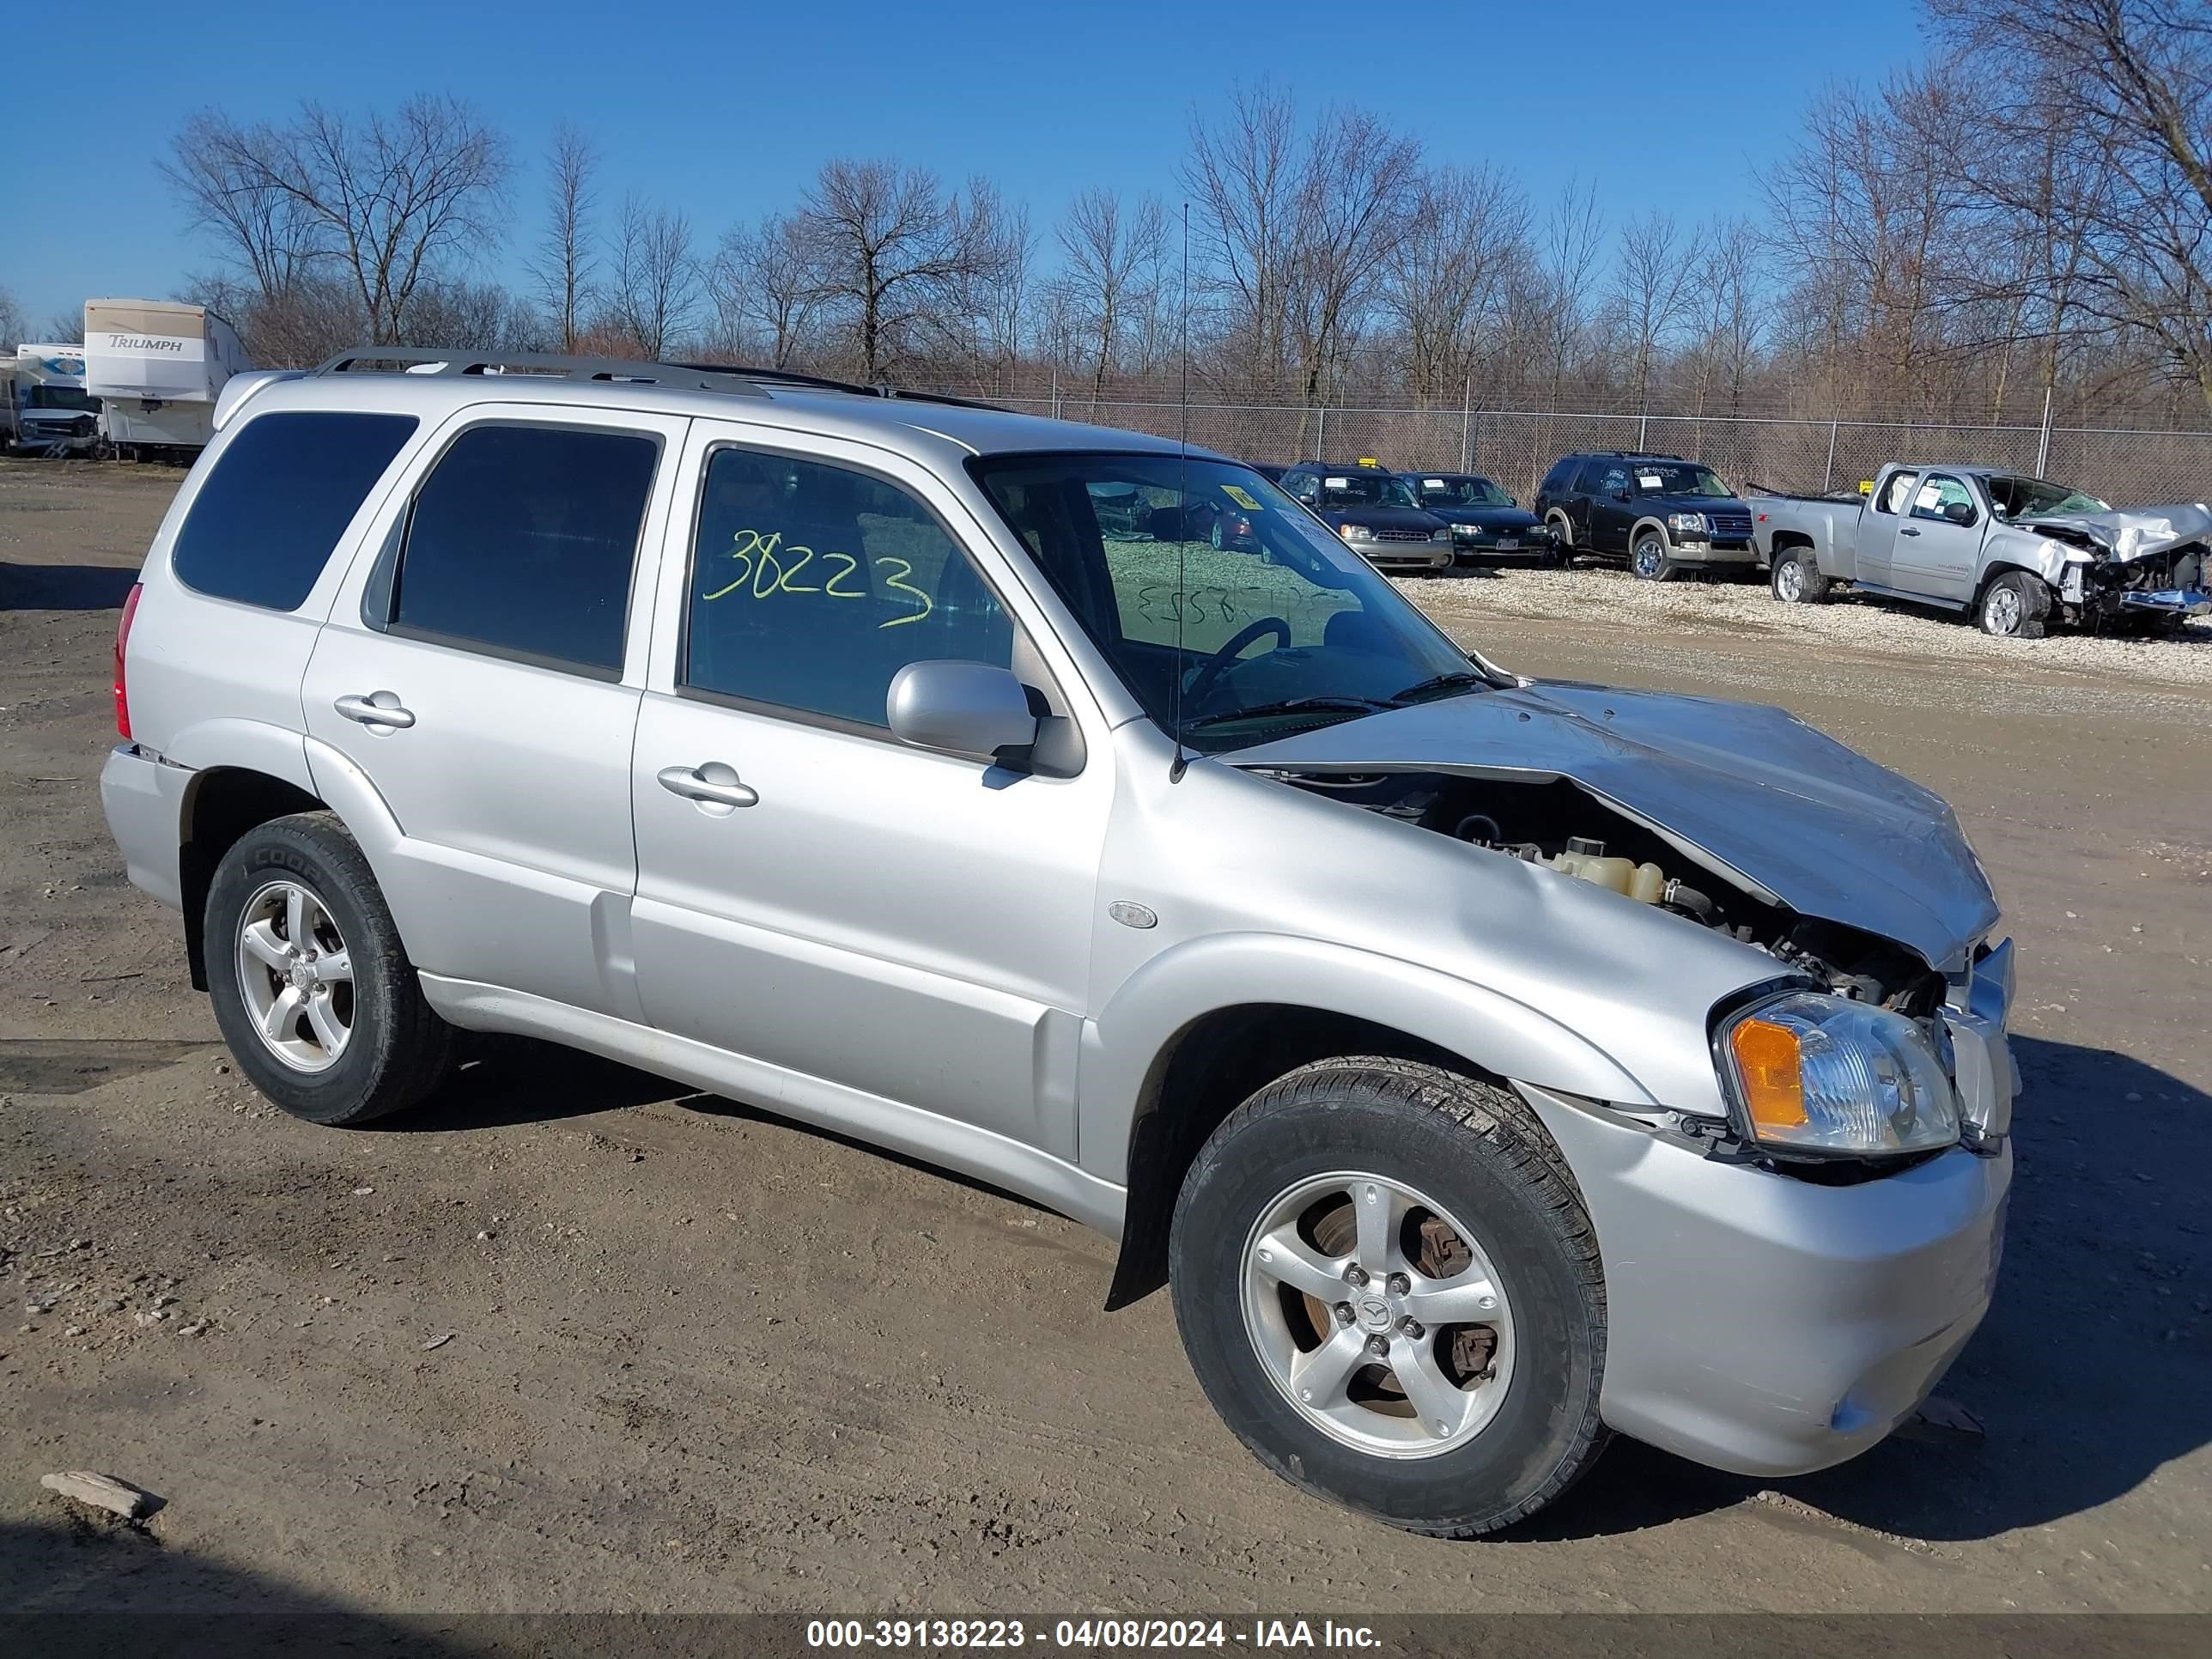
[1231, 682, 1999, 969]
[2014, 501, 2212, 562]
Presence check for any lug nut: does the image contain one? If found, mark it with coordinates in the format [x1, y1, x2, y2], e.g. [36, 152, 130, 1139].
[1344, 1266, 1369, 1288]
[1387, 1272, 1410, 1294]
[1366, 1334, 1389, 1357]
[1401, 1316, 1424, 1338]
[1333, 1303, 1354, 1326]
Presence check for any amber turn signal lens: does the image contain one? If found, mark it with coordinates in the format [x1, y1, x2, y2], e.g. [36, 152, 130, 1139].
[1729, 1017, 1808, 1130]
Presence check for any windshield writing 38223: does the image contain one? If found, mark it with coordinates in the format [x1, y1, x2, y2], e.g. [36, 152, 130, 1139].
[702, 528, 933, 627]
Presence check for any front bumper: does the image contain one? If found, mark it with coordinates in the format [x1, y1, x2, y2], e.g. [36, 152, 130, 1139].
[100, 743, 189, 910]
[2117, 585, 2212, 617]
[1451, 526, 1553, 559]
[1521, 1079, 2011, 1477]
[1359, 542, 1455, 570]
[1666, 538, 1759, 567]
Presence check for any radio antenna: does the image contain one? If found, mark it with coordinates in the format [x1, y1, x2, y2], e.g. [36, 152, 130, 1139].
[1170, 200, 1193, 783]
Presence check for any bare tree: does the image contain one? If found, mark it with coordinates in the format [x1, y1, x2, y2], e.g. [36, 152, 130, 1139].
[43, 312, 86, 344]
[0, 284, 25, 349]
[1931, 0, 2212, 414]
[708, 213, 823, 368]
[1612, 213, 1691, 417]
[162, 96, 510, 344]
[1535, 178, 1606, 410]
[528, 122, 598, 352]
[797, 159, 995, 380]
[1384, 164, 1529, 404]
[1684, 218, 1768, 422]
[1182, 83, 1304, 391]
[161, 110, 326, 307]
[1057, 188, 1169, 402]
[604, 193, 700, 359]
[1284, 105, 1422, 410]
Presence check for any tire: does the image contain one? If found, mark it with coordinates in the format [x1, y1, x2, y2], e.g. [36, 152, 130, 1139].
[204, 811, 456, 1126]
[1211, 520, 1226, 551]
[1545, 513, 1574, 558]
[1169, 1057, 1609, 1538]
[1631, 532, 1674, 581]
[1771, 549, 1828, 605]
[1977, 569, 2049, 638]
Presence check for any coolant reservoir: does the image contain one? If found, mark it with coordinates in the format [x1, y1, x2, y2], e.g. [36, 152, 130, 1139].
[1546, 847, 1668, 904]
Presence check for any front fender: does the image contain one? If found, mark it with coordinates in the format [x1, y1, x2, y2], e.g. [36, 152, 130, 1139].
[1076, 931, 1661, 1182]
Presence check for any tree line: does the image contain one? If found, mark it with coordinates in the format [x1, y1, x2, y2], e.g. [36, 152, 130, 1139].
[102, 0, 2212, 431]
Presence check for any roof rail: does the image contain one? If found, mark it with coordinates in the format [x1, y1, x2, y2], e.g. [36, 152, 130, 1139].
[670, 361, 1007, 413]
[311, 347, 769, 398]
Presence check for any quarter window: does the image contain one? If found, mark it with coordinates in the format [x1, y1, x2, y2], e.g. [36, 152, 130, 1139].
[172, 411, 418, 610]
[682, 447, 1013, 729]
[388, 423, 658, 678]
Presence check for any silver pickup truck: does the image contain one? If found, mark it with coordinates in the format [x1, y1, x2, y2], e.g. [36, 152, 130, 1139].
[1749, 463, 2212, 638]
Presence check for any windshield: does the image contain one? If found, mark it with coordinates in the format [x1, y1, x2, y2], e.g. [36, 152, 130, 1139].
[969, 453, 1487, 753]
[25, 385, 97, 412]
[1986, 475, 2110, 520]
[1410, 474, 1510, 507]
[1631, 463, 1731, 498]
[1316, 472, 1418, 510]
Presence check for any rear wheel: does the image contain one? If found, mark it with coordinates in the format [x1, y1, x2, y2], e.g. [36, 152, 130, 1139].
[1977, 570, 2050, 638]
[1771, 549, 1828, 604]
[1170, 1058, 1609, 1537]
[205, 812, 456, 1126]
[1631, 532, 1674, 581]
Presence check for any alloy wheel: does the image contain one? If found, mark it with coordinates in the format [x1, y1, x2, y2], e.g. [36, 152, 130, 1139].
[234, 878, 355, 1073]
[1242, 1170, 1515, 1459]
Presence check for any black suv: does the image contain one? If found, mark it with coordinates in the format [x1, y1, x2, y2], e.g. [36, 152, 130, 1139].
[1401, 471, 1557, 565]
[1533, 452, 1756, 580]
[1277, 461, 1454, 571]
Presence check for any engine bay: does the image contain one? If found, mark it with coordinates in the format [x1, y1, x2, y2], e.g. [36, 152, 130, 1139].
[1259, 768, 1948, 1016]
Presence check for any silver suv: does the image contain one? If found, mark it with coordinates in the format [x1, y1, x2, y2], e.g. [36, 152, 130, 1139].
[101, 350, 2016, 1537]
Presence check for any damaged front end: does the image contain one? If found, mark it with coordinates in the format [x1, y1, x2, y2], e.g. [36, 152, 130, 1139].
[1231, 682, 2002, 1010]
[1995, 502, 2212, 630]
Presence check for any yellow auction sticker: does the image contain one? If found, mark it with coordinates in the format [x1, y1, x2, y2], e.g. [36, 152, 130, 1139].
[1220, 483, 1263, 510]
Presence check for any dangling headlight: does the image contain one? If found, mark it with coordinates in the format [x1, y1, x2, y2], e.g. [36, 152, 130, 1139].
[1717, 991, 1960, 1156]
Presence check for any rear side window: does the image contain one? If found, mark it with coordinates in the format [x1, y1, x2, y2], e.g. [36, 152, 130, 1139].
[388, 424, 658, 678]
[1540, 459, 1577, 495]
[172, 411, 417, 610]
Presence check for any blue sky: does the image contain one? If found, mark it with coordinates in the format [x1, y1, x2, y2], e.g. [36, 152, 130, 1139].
[3, 0, 1923, 333]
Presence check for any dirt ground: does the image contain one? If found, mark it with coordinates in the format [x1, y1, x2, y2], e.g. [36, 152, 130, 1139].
[2, 457, 2207, 1619]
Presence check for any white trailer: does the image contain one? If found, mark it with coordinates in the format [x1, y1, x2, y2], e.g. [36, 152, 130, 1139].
[82, 300, 250, 459]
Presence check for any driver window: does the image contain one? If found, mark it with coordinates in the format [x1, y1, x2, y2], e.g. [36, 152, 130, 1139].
[1876, 471, 1918, 515]
[1909, 474, 1975, 526]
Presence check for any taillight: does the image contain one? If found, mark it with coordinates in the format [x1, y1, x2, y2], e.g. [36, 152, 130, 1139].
[113, 582, 143, 740]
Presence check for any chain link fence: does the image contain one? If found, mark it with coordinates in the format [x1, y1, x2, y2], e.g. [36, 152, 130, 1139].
[974, 396, 2212, 507]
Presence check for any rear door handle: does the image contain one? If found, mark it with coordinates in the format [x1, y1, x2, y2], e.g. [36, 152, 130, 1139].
[657, 763, 759, 810]
[334, 691, 415, 729]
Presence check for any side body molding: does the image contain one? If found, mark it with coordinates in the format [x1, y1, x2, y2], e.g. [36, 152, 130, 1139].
[1077, 931, 1658, 1182]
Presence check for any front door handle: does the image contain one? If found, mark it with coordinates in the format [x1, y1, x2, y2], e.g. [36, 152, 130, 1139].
[334, 691, 415, 729]
[1899, 526, 1922, 537]
[657, 763, 759, 810]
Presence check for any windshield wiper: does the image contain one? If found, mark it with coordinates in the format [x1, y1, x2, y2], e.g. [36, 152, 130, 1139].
[1183, 696, 1392, 731]
[1388, 670, 1492, 706]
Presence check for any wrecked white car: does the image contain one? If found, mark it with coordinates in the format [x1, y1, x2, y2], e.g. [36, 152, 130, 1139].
[1751, 463, 2211, 637]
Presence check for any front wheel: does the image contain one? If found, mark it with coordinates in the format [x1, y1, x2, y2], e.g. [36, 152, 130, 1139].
[1631, 533, 1674, 581]
[205, 812, 457, 1126]
[1978, 570, 2050, 638]
[1170, 1058, 1609, 1537]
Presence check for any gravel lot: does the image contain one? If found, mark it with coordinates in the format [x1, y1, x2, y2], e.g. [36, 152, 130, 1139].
[3, 459, 2208, 1620]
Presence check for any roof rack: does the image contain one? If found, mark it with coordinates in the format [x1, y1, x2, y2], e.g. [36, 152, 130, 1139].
[670, 361, 1007, 412]
[312, 347, 1009, 413]
[313, 347, 770, 397]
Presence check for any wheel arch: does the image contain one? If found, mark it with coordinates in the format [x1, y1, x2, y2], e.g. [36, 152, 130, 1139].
[1089, 936, 1655, 1311]
[1631, 516, 1673, 550]
[1767, 530, 1815, 556]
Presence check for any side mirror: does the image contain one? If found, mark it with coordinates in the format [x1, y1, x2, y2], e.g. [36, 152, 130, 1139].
[887, 661, 1039, 767]
[1943, 501, 1977, 527]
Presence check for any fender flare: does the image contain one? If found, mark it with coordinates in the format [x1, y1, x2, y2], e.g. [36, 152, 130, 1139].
[1076, 931, 1659, 1182]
